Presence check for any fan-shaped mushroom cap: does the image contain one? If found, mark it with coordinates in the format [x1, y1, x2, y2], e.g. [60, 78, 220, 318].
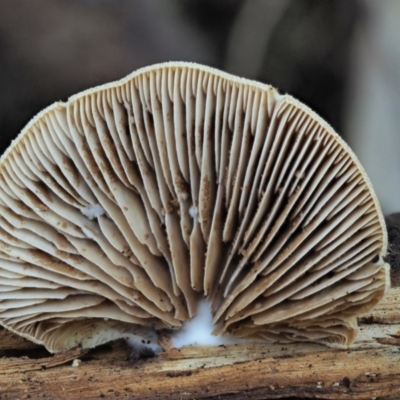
[0, 62, 389, 352]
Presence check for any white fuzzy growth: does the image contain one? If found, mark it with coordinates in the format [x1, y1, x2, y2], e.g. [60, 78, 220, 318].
[126, 332, 162, 354]
[189, 205, 198, 219]
[71, 359, 81, 368]
[81, 204, 105, 220]
[171, 299, 249, 348]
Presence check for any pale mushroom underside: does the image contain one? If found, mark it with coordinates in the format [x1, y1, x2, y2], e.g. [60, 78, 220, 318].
[0, 62, 389, 352]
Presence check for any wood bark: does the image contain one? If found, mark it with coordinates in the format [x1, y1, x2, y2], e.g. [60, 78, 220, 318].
[1, 288, 400, 399]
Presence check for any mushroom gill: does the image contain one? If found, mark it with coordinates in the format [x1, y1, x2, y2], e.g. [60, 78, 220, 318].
[0, 62, 389, 352]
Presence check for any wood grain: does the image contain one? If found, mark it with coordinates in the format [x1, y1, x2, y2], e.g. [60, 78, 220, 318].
[1, 288, 400, 399]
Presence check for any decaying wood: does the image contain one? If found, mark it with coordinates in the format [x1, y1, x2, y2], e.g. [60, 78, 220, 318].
[1, 288, 400, 399]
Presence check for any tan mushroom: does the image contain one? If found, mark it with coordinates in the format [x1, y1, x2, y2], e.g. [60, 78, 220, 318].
[0, 62, 389, 352]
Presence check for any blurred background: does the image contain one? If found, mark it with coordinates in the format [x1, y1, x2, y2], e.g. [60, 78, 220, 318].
[0, 0, 398, 213]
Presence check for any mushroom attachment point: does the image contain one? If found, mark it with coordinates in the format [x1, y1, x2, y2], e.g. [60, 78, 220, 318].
[0, 62, 389, 352]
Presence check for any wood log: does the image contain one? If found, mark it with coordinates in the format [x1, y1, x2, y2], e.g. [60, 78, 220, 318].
[1, 288, 400, 399]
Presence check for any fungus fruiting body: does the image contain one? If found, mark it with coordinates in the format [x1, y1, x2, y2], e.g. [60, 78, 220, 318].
[0, 62, 389, 352]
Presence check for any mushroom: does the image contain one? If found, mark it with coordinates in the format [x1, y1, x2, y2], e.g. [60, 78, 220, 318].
[0, 62, 389, 352]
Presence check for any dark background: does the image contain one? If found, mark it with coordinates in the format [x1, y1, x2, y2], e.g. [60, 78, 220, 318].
[0, 0, 398, 212]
